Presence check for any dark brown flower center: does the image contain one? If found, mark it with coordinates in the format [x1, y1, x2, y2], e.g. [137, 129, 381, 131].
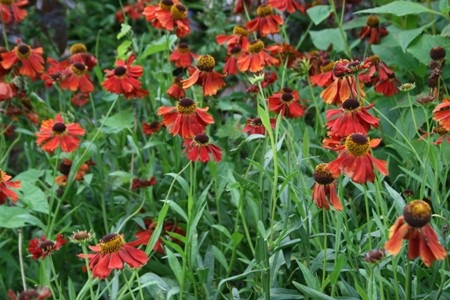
[177, 97, 197, 114]
[233, 25, 248, 37]
[281, 87, 293, 94]
[257, 4, 273, 17]
[366, 15, 379, 27]
[230, 46, 242, 55]
[70, 43, 87, 55]
[194, 133, 209, 144]
[160, 0, 173, 10]
[170, 4, 187, 20]
[252, 117, 262, 126]
[58, 160, 72, 175]
[0, 0, 14, 5]
[197, 55, 215, 71]
[114, 66, 127, 77]
[403, 200, 431, 228]
[71, 230, 93, 242]
[281, 93, 294, 102]
[344, 133, 370, 156]
[432, 126, 448, 135]
[313, 163, 334, 185]
[16, 44, 31, 59]
[52, 122, 67, 134]
[248, 40, 264, 54]
[430, 46, 446, 60]
[342, 98, 360, 110]
[99, 233, 125, 254]
[39, 240, 56, 253]
[72, 62, 87, 75]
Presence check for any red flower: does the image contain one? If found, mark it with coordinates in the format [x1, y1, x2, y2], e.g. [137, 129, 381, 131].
[142, 121, 163, 136]
[384, 200, 447, 267]
[359, 56, 399, 97]
[433, 98, 450, 130]
[41, 57, 69, 87]
[169, 42, 198, 68]
[311, 163, 342, 211]
[326, 97, 379, 138]
[359, 15, 388, 45]
[116, 0, 148, 23]
[102, 54, 148, 99]
[167, 75, 185, 99]
[327, 133, 388, 184]
[247, 71, 278, 92]
[233, 0, 253, 13]
[28, 234, 67, 260]
[0, 169, 21, 204]
[310, 61, 335, 87]
[156, 2, 190, 37]
[1, 43, 44, 80]
[246, 4, 284, 37]
[216, 25, 249, 51]
[268, 0, 305, 14]
[266, 43, 303, 69]
[0, 81, 17, 101]
[69, 43, 98, 71]
[128, 219, 185, 254]
[78, 233, 149, 279]
[223, 45, 242, 75]
[7, 287, 51, 300]
[268, 87, 305, 118]
[60, 58, 94, 93]
[157, 97, 214, 138]
[55, 159, 91, 186]
[243, 117, 276, 135]
[35, 113, 86, 153]
[237, 39, 279, 73]
[183, 133, 222, 163]
[71, 93, 90, 106]
[0, 0, 28, 24]
[181, 55, 225, 96]
[131, 176, 157, 189]
[419, 126, 450, 145]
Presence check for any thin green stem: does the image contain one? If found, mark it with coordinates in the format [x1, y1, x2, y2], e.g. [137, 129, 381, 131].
[405, 260, 411, 300]
[321, 209, 327, 292]
[18, 229, 27, 291]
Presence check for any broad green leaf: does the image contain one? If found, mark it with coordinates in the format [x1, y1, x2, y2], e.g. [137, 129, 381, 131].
[166, 248, 183, 284]
[307, 5, 331, 25]
[101, 110, 134, 133]
[388, 23, 433, 52]
[310, 28, 346, 53]
[13, 169, 43, 182]
[0, 207, 44, 229]
[355, 1, 433, 16]
[292, 282, 335, 300]
[141, 34, 177, 58]
[117, 23, 132, 40]
[19, 183, 48, 214]
[117, 40, 132, 58]
[407, 34, 450, 65]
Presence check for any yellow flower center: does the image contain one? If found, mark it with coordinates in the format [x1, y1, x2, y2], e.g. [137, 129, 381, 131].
[233, 25, 248, 37]
[177, 97, 197, 114]
[320, 61, 335, 73]
[159, 0, 173, 10]
[403, 200, 431, 228]
[366, 15, 379, 27]
[257, 4, 273, 17]
[16, 44, 31, 59]
[170, 4, 187, 20]
[248, 40, 264, 54]
[432, 126, 448, 135]
[0, 0, 14, 5]
[313, 163, 334, 185]
[344, 134, 370, 156]
[99, 233, 125, 254]
[72, 62, 87, 76]
[70, 43, 87, 55]
[0, 170, 4, 181]
[197, 54, 215, 71]
[368, 55, 380, 65]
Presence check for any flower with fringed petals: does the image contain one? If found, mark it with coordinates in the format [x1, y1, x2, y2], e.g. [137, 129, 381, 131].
[60, 56, 94, 93]
[157, 97, 214, 138]
[7, 286, 51, 300]
[311, 163, 342, 211]
[243, 117, 276, 135]
[41, 57, 69, 87]
[310, 61, 335, 87]
[327, 133, 388, 184]
[268, 87, 305, 118]
[384, 200, 447, 267]
[359, 15, 388, 45]
[167, 75, 185, 99]
[1, 42, 44, 80]
[169, 42, 198, 68]
[359, 55, 399, 97]
[268, 0, 305, 14]
[326, 97, 379, 138]
[55, 159, 91, 186]
[28, 234, 67, 260]
[142, 121, 163, 136]
[0, 169, 21, 204]
[237, 39, 279, 73]
[183, 133, 222, 163]
[156, 1, 190, 37]
[35, 113, 85, 153]
[102, 54, 148, 99]
[181, 54, 225, 96]
[419, 126, 450, 145]
[246, 4, 284, 37]
[433, 98, 450, 130]
[216, 25, 249, 52]
[131, 176, 157, 189]
[0, 0, 28, 24]
[223, 45, 242, 75]
[78, 233, 149, 279]
[69, 43, 97, 71]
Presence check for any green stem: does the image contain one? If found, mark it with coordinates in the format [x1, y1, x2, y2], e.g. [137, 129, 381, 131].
[18, 229, 27, 290]
[321, 209, 328, 292]
[405, 260, 411, 300]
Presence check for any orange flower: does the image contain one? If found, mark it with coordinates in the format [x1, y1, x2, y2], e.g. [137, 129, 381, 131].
[223, 46, 242, 75]
[419, 126, 450, 145]
[266, 43, 303, 69]
[1, 42, 44, 80]
[169, 42, 198, 68]
[310, 61, 335, 87]
[433, 98, 450, 130]
[216, 25, 249, 51]
[311, 163, 342, 211]
[78, 233, 149, 279]
[243, 117, 276, 135]
[41, 57, 69, 87]
[237, 39, 279, 73]
[327, 133, 388, 183]
[167, 75, 185, 99]
[157, 97, 214, 138]
[142, 121, 163, 136]
[246, 4, 283, 37]
[0, 0, 28, 24]
[267, 87, 305, 118]
[102, 54, 148, 99]
[55, 159, 91, 186]
[60, 57, 94, 93]
[28, 234, 67, 260]
[35, 113, 86, 153]
[359, 15, 388, 45]
[0, 169, 21, 204]
[183, 133, 222, 163]
[69, 43, 97, 71]
[156, 2, 190, 37]
[115, 0, 149, 23]
[71, 93, 90, 106]
[268, 0, 306, 14]
[326, 97, 379, 138]
[143, 0, 176, 30]
[181, 55, 225, 96]
[384, 200, 447, 267]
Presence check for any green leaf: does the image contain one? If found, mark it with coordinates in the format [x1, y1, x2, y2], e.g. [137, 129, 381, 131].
[0, 207, 44, 229]
[101, 110, 134, 133]
[117, 23, 132, 40]
[13, 169, 43, 182]
[355, 1, 433, 16]
[117, 40, 132, 59]
[388, 23, 433, 52]
[141, 34, 177, 58]
[407, 34, 450, 65]
[296, 259, 320, 290]
[18, 183, 48, 214]
[307, 5, 331, 25]
[292, 282, 335, 300]
[166, 248, 183, 285]
[310, 28, 346, 53]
